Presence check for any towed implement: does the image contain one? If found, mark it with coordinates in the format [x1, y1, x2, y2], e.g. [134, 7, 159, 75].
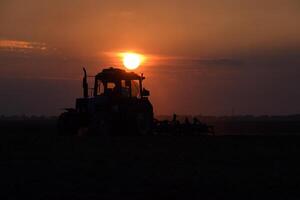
[58, 67, 214, 136]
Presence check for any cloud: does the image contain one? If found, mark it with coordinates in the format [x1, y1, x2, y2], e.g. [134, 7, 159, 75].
[0, 39, 46, 51]
[148, 54, 244, 68]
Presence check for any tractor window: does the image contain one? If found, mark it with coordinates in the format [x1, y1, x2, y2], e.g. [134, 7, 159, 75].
[105, 82, 118, 95]
[97, 80, 105, 95]
[121, 80, 130, 97]
[131, 80, 140, 98]
[107, 82, 116, 89]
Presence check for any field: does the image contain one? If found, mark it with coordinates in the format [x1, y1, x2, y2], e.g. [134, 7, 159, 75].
[1, 118, 300, 199]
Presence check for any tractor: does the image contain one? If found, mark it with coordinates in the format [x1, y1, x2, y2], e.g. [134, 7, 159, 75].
[58, 67, 214, 136]
[58, 67, 153, 136]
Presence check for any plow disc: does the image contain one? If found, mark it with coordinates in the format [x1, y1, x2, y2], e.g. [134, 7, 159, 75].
[153, 117, 214, 136]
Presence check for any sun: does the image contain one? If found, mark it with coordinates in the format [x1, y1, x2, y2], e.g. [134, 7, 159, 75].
[122, 52, 143, 70]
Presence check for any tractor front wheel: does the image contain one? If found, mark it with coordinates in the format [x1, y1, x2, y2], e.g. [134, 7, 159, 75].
[57, 111, 81, 136]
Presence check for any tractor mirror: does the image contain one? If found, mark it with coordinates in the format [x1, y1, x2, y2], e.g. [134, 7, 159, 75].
[142, 88, 150, 97]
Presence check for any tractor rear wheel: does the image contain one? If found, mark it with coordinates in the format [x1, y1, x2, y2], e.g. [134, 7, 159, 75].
[88, 114, 111, 136]
[135, 112, 153, 135]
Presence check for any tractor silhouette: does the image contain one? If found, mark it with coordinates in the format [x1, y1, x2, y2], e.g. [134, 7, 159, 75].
[58, 67, 213, 136]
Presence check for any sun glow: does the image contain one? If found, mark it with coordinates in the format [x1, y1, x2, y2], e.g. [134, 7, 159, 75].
[122, 52, 144, 70]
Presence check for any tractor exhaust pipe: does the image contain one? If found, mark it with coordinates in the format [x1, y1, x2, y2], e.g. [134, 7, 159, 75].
[83, 67, 88, 98]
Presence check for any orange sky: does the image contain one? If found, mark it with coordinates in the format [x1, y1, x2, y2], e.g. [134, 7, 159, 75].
[0, 0, 300, 115]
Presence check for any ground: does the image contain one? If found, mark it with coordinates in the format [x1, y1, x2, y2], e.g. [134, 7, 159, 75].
[1, 120, 300, 199]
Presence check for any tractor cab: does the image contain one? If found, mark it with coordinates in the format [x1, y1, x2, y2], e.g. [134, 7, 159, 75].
[76, 67, 152, 115]
[92, 67, 149, 99]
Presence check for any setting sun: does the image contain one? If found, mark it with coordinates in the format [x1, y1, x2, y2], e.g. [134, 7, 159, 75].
[122, 53, 143, 70]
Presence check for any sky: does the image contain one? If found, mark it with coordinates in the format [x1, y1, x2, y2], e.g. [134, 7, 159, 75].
[0, 0, 300, 116]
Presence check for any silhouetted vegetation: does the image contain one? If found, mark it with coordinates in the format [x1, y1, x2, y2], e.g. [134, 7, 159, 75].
[1, 114, 300, 136]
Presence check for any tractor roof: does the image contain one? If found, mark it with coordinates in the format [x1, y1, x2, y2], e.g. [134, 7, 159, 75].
[95, 67, 144, 81]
